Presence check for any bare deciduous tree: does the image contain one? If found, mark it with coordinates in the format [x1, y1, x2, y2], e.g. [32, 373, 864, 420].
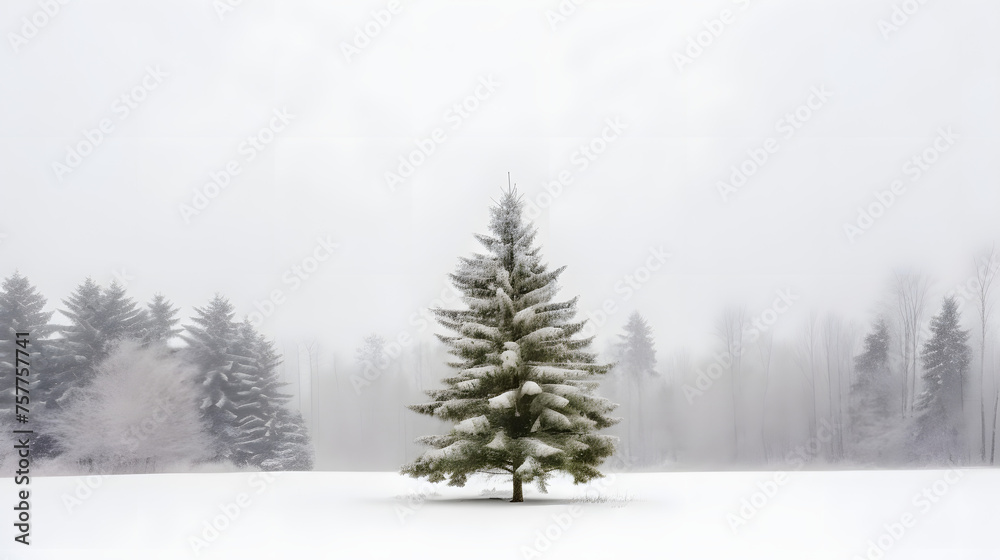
[792, 311, 820, 443]
[716, 305, 746, 461]
[893, 272, 930, 418]
[971, 246, 999, 462]
[756, 329, 774, 464]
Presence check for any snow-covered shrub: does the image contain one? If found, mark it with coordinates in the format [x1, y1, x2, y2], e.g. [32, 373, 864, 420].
[49, 340, 212, 473]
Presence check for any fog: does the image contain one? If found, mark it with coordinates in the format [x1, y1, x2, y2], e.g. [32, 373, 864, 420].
[2, 0, 999, 471]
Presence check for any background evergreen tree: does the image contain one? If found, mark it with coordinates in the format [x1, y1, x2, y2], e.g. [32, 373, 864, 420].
[0, 272, 56, 421]
[848, 316, 902, 463]
[402, 188, 619, 502]
[356, 333, 387, 369]
[51, 277, 104, 382]
[230, 319, 292, 467]
[34, 277, 103, 458]
[352, 332, 406, 465]
[610, 311, 659, 464]
[261, 408, 314, 471]
[616, 312, 657, 377]
[854, 317, 891, 377]
[913, 297, 970, 463]
[97, 281, 147, 345]
[39, 278, 149, 456]
[49, 279, 146, 383]
[143, 293, 182, 345]
[182, 294, 241, 462]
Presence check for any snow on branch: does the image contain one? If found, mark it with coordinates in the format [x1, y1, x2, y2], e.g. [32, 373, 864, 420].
[496, 287, 515, 315]
[542, 384, 582, 396]
[435, 398, 479, 418]
[520, 282, 558, 307]
[424, 440, 472, 463]
[451, 337, 493, 352]
[495, 266, 514, 294]
[530, 365, 590, 381]
[463, 296, 496, 311]
[521, 438, 563, 457]
[454, 415, 491, 434]
[460, 364, 498, 378]
[501, 341, 520, 370]
[512, 306, 535, 326]
[460, 322, 500, 339]
[501, 349, 519, 370]
[488, 390, 517, 409]
[519, 326, 562, 344]
[485, 432, 508, 451]
[455, 379, 481, 391]
[515, 456, 542, 476]
[520, 381, 542, 396]
[532, 392, 570, 409]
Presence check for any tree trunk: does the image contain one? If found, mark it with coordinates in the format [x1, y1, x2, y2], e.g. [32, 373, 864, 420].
[511, 473, 523, 502]
[760, 363, 770, 464]
[991, 389, 999, 465]
[980, 326, 987, 462]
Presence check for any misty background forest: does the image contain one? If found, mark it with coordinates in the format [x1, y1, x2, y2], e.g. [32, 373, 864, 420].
[2, 194, 997, 475]
[0, 275, 313, 474]
[260, 209, 1000, 472]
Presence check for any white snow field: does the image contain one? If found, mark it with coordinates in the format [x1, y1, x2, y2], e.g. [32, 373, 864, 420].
[2, 468, 999, 559]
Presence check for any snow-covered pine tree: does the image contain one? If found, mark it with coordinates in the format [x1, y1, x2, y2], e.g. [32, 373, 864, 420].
[356, 333, 387, 367]
[45, 279, 147, 404]
[261, 408, 314, 471]
[48, 279, 146, 388]
[848, 316, 902, 463]
[0, 272, 56, 420]
[913, 296, 971, 463]
[52, 277, 104, 377]
[143, 293, 182, 345]
[182, 294, 241, 462]
[31, 277, 103, 457]
[402, 187, 619, 502]
[97, 281, 147, 344]
[615, 312, 657, 377]
[612, 311, 659, 465]
[230, 319, 293, 467]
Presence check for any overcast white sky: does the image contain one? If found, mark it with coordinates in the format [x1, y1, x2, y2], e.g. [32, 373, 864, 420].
[1, 0, 998, 359]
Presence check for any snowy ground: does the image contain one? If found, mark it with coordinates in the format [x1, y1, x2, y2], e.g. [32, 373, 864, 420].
[2, 468, 999, 559]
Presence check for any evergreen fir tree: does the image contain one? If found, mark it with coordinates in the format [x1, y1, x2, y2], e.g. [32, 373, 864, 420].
[402, 187, 619, 502]
[0, 272, 56, 420]
[35, 277, 105, 457]
[612, 311, 658, 464]
[356, 333, 387, 367]
[848, 316, 901, 463]
[182, 294, 241, 461]
[143, 293, 182, 345]
[48, 279, 146, 390]
[53, 277, 104, 378]
[39, 279, 149, 456]
[261, 408, 314, 471]
[913, 297, 971, 462]
[42, 279, 147, 411]
[230, 319, 291, 467]
[352, 333, 389, 394]
[615, 312, 657, 377]
[97, 281, 147, 345]
[854, 317, 891, 379]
